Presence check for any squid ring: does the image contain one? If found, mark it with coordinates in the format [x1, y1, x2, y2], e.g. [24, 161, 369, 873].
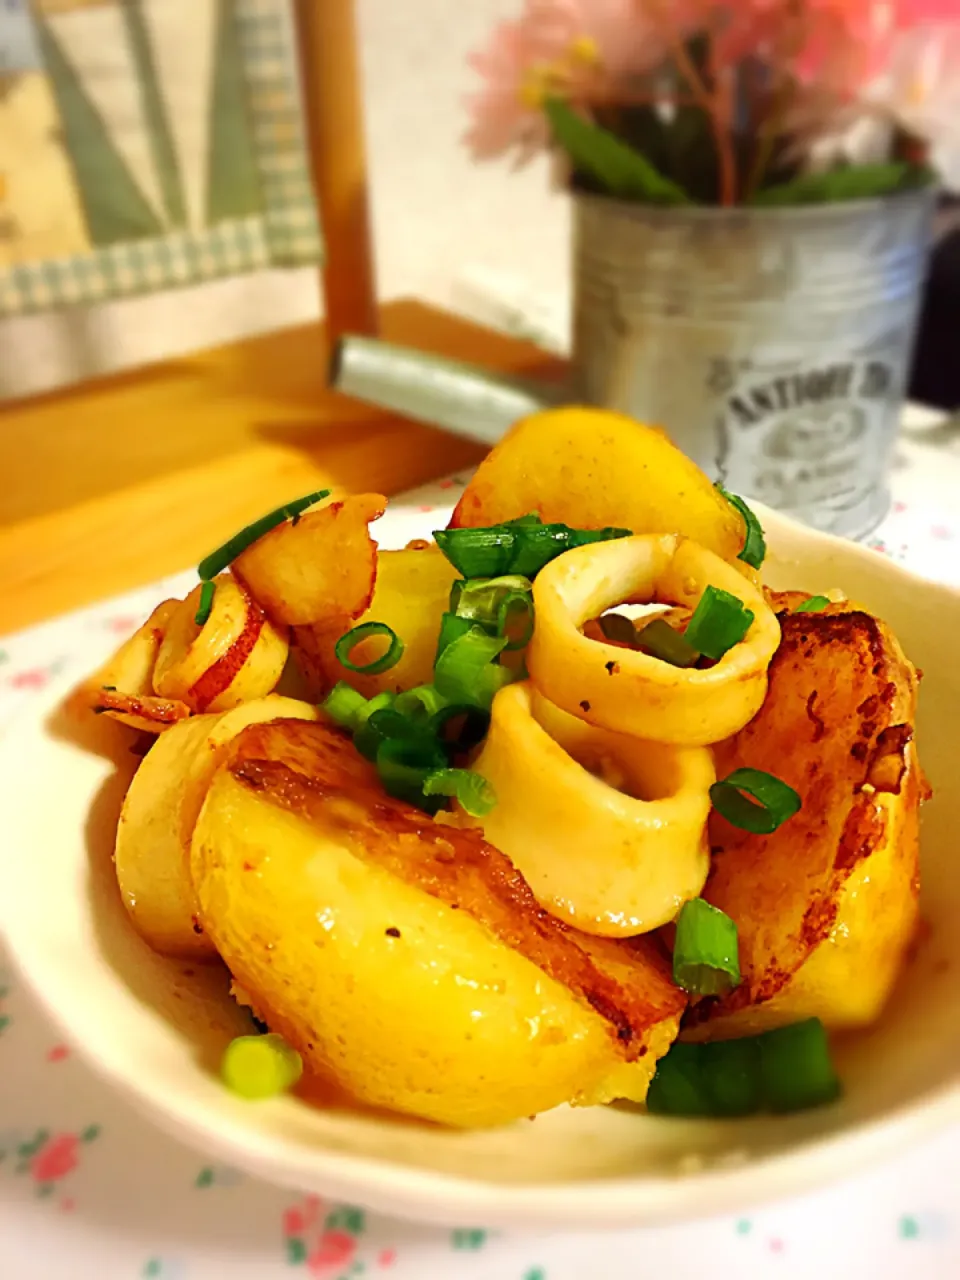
[527, 534, 780, 746]
[474, 682, 714, 936]
[153, 576, 289, 713]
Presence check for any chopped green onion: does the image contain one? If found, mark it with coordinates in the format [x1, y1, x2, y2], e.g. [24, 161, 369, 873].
[335, 622, 404, 675]
[700, 1039, 764, 1117]
[452, 575, 532, 625]
[435, 611, 477, 661]
[423, 768, 497, 817]
[673, 899, 741, 996]
[647, 1018, 838, 1118]
[646, 1041, 713, 1117]
[194, 579, 216, 627]
[515, 523, 632, 577]
[376, 737, 446, 809]
[321, 680, 369, 730]
[429, 704, 491, 752]
[354, 691, 394, 725]
[710, 767, 802, 835]
[477, 661, 518, 705]
[504, 513, 542, 526]
[434, 522, 631, 580]
[716, 487, 767, 570]
[794, 595, 831, 614]
[434, 626, 508, 709]
[447, 576, 535, 653]
[635, 617, 700, 668]
[758, 1018, 841, 1113]
[496, 590, 534, 650]
[684, 586, 754, 661]
[351, 692, 398, 759]
[598, 612, 637, 645]
[221, 1033, 302, 1100]
[394, 684, 448, 721]
[198, 487, 331, 580]
[434, 527, 516, 578]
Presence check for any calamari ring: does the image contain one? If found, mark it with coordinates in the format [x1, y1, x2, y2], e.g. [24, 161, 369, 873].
[474, 682, 714, 936]
[527, 534, 780, 746]
[153, 576, 289, 713]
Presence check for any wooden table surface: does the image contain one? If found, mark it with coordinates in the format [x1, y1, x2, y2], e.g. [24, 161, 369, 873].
[0, 299, 563, 636]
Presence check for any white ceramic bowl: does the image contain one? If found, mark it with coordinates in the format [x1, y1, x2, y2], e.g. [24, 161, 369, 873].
[2, 503, 959, 1229]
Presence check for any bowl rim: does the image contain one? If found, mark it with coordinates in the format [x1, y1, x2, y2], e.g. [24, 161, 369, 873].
[2, 503, 959, 1228]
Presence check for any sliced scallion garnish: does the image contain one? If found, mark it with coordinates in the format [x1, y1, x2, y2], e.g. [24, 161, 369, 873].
[321, 680, 369, 730]
[198, 487, 331, 580]
[422, 767, 497, 817]
[710, 767, 801, 834]
[794, 595, 831, 614]
[435, 611, 476, 661]
[452, 575, 531, 625]
[496, 590, 534, 650]
[645, 1041, 713, 1117]
[758, 1018, 841, 1112]
[334, 621, 404, 675]
[351, 692, 398, 759]
[434, 521, 630, 580]
[429, 704, 491, 752]
[716, 486, 766, 570]
[672, 899, 741, 996]
[646, 1017, 838, 1117]
[684, 586, 754, 661]
[221, 1033, 303, 1100]
[376, 736, 446, 808]
[635, 617, 699, 668]
[434, 626, 508, 709]
[598, 612, 637, 646]
[393, 684, 448, 721]
[194, 579, 216, 627]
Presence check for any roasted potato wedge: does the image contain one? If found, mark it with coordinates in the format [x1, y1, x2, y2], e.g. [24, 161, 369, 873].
[73, 600, 191, 734]
[115, 696, 318, 959]
[233, 493, 385, 627]
[292, 543, 459, 699]
[685, 607, 922, 1040]
[153, 577, 289, 713]
[191, 719, 684, 1127]
[450, 406, 744, 564]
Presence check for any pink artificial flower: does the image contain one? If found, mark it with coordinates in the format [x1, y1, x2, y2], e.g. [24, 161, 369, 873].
[464, 19, 550, 162]
[31, 1134, 79, 1184]
[875, 23, 960, 186]
[464, 0, 666, 163]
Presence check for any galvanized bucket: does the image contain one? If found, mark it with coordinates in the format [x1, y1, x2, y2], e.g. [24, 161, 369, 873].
[572, 188, 935, 539]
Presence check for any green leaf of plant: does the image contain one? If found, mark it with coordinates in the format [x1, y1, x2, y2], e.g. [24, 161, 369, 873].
[751, 162, 933, 207]
[544, 98, 692, 206]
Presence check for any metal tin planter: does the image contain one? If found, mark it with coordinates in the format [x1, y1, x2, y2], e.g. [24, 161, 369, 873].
[572, 188, 935, 538]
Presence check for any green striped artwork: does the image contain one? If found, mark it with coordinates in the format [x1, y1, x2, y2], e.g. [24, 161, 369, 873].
[206, 0, 263, 226]
[122, 0, 188, 230]
[35, 15, 164, 246]
[0, 0, 322, 317]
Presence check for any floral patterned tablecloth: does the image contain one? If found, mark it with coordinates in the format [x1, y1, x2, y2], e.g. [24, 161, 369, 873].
[2, 428, 960, 1279]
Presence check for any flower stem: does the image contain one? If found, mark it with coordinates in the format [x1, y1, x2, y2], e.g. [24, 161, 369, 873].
[665, 24, 737, 205]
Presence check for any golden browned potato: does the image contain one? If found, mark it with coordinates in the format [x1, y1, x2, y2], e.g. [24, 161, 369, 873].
[450, 406, 745, 563]
[191, 719, 685, 1127]
[72, 600, 191, 734]
[684, 607, 923, 1040]
[115, 696, 318, 959]
[153, 577, 289, 713]
[292, 543, 458, 699]
[232, 493, 385, 627]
